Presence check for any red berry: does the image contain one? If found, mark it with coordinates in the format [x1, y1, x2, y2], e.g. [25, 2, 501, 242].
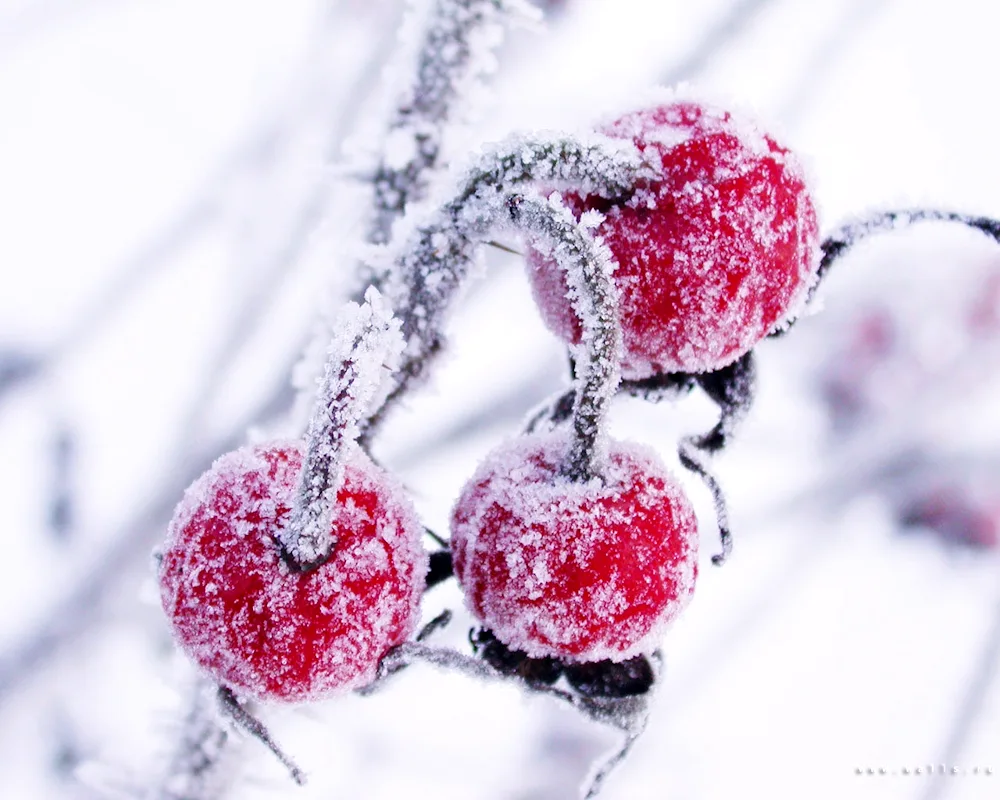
[450, 432, 698, 662]
[900, 481, 1000, 550]
[527, 99, 820, 377]
[159, 442, 427, 701]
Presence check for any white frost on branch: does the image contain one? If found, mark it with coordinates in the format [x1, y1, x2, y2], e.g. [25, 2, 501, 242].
[362, 132, 643, 445]
[280, 288, 405, 567]
[366, 0, 541, 248]
[146, 679, 238, 800]
[506, 192, 622, 481]
[295, 0, 539, 432]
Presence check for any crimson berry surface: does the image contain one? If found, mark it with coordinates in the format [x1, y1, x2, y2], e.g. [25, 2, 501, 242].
[451, 432, 698, 662]
[527, 99, 820, 377]
[159, 442, 427, 702]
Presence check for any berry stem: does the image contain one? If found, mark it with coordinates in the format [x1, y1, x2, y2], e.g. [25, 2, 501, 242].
[361, 133, 647, 444]
[503, 193, 622, 482]
[779, 208, 1000, 332]
[280, 288, 404, 570]
[679, 438, 733, 566]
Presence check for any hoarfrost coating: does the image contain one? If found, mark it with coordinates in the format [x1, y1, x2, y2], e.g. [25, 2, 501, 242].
[451, 430, 699, 662]
[159, 442, 428, 702]
[282, 288, 404, 566]
[527, 98, 820, 376]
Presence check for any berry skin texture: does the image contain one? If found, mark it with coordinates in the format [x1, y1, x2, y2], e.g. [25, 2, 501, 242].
[527, 99, 820, 377]
[450, 432, 698, 662]
[159, 442, 427, 702]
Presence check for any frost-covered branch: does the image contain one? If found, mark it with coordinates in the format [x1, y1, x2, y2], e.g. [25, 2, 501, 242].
[677, 353, 756, 566]
[504, 193, 621, 481]
[280, 289, 404, 569]
[217, 687, 305, 786]
[679, 437, 733, 566]
[366, 0, 540, 249]
[148, 679, 237, 800]
[362, 133, 647, 440]
[790, 208, 1000, 320]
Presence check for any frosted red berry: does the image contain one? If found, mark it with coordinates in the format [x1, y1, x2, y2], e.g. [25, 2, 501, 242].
[899, 481, 1000, 550]
[527, 99, 820, 377]
[159, 442, 427, 701]
[450, 432, 698, 662]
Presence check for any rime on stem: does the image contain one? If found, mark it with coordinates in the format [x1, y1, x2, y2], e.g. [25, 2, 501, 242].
[279, 289, 404, 569]
[149, 679, 238, 800]
[502, 193, 622, 481]
[776, 207, 1000, 334]
[366, 0, 539, 251]
[217, 687, 306, 786]
[362, 133, 647, 442]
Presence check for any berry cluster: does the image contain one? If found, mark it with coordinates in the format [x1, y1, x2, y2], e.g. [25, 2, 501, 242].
[153, 26, 1000, 782]
[156, 33, 1000, 781]
[154, 89, 830, 796]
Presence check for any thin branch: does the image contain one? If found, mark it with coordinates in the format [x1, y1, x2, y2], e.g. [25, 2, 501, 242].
[777, 208, 1000, 332]
[362, 133, 647, 442]
[366, 0, 539, 250]
[217, 687, 306, 787]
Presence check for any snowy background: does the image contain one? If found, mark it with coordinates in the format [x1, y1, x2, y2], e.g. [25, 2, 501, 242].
[2, 0, 999, 798]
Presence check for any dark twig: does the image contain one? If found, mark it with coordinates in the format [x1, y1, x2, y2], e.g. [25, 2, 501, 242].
[678, 438, 732, 566]
[217, 687, 306, 787]
[426, 549, 455, 589]
[691, 353, 757, 455]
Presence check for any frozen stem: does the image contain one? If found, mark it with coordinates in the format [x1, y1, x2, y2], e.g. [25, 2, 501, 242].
[357, 610, 455, 695]
[503, 193, 622, 482]
[690, 352, 756, 453]
[679, 437, 733, 566]
[366, 0, 539, 251]
[279, 288, 404, 570]
[686, 354, 754, 565]
[374, 640, 653, 798]
[581, 721, 647, 800]
[787, 207, 1000, 325]
[363, 132, 645, 443]
[149, 679, 237, 800]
